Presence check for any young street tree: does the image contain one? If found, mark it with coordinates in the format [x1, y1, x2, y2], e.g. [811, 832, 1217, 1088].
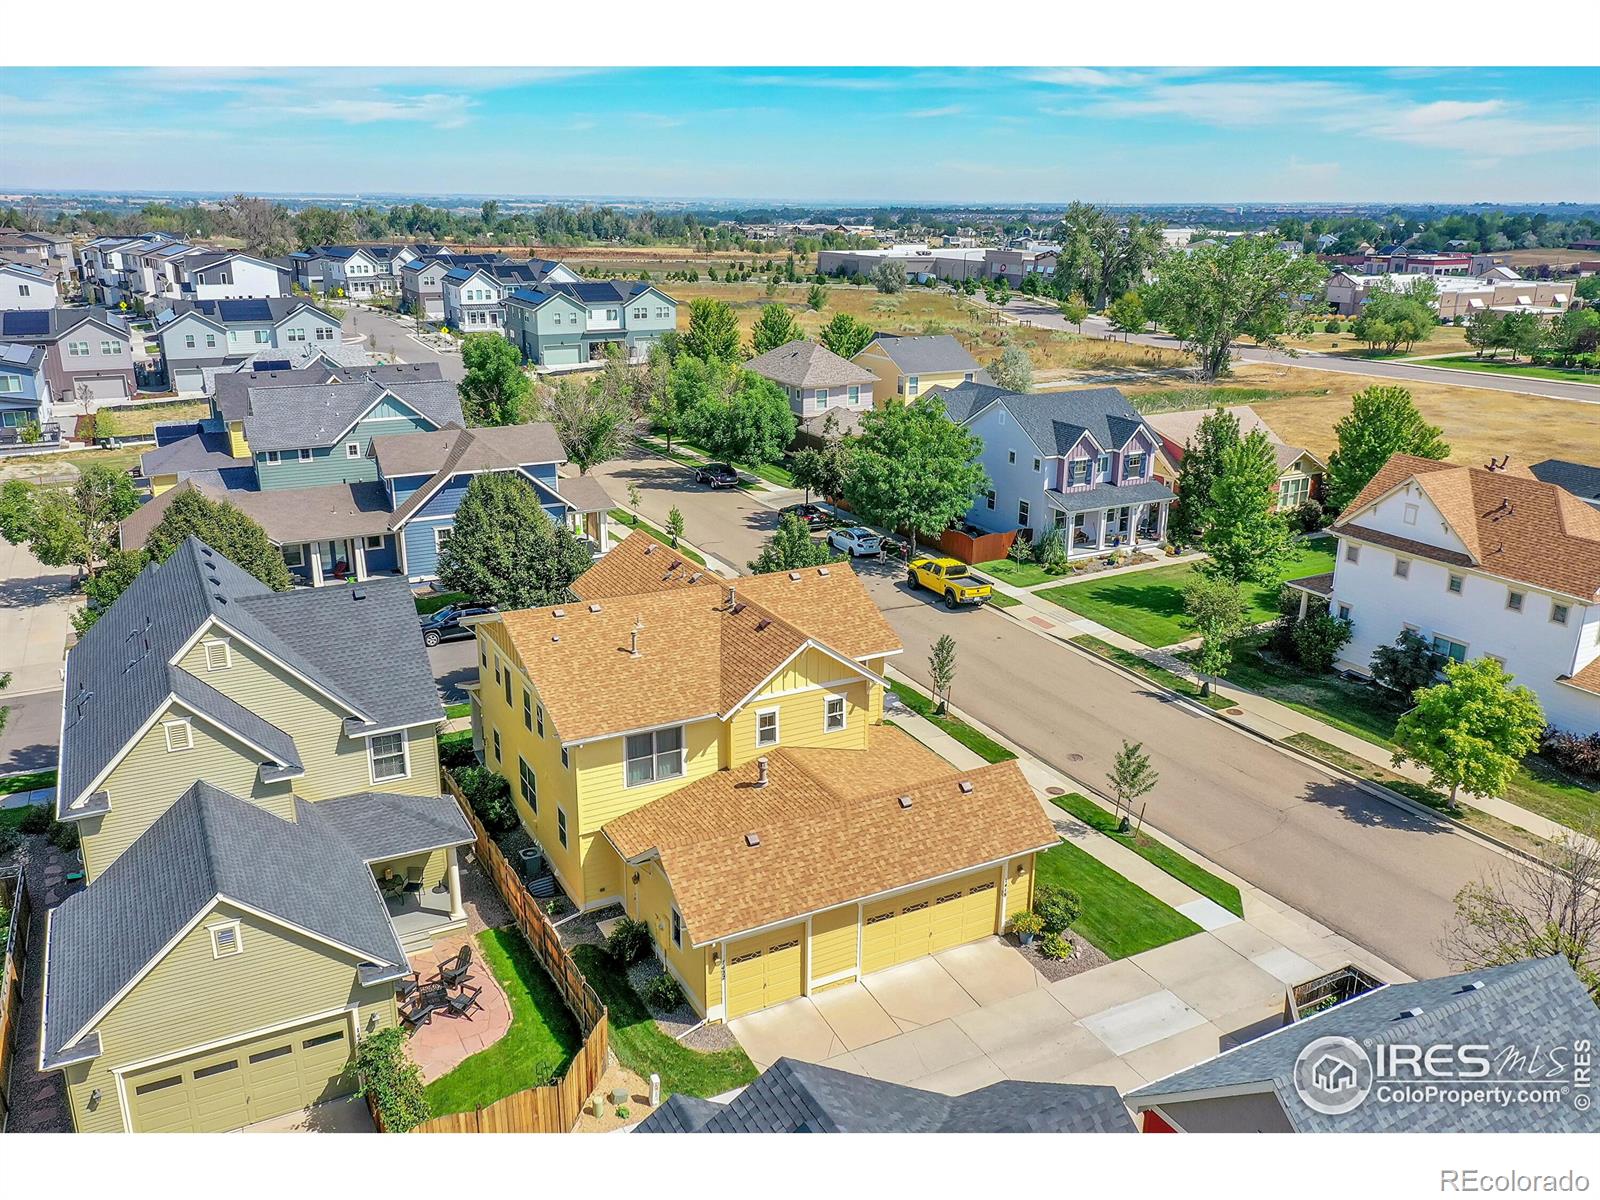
[682, 297, 742, 362]
[1183, 574, 1248, 697]
[1169, 406, 1241, 546]
[806, 284, 827, 312]
[844, 397, 988, 555]
[1203, 429, 1296, 584]
[1145, 237, 1328, 378]
[537, 374, 633, 475]
[749, 302, 803, 355]
[689, 371, 796, 467]
[665, 506, 686, 548]
[1392, 657, 1546, 809]
[928, 634, 957, 716]
[818, 312, 875, 360]
[749, 512, 836, 574]
[1445, 821, 1600, 1003]
[1324, 385, 1450, 511]
[789, 433, 853, 506]
[459, 332, 532, 426]
[436, 473, 593, 609]
[1106, 291, 1147, 341]
[1058, 294, 1090, 332]
[1107, 740, 1159, 832]
[989, 342, 1034, 393]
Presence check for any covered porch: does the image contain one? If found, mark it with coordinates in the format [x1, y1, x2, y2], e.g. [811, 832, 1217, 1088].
[374, 846, 469, 953]
[282, 532, 404, 587]
[1046, 481, 1175, 559]
[1282, 571, 1335, 620]
[554, 471, 616, 558]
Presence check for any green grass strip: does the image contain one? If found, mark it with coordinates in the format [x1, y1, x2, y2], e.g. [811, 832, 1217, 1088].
[608, 509, 707, 566]
[1073, 635, 1232, 711]
[888, 680, 1016, 763]
[0, 769, 56, 797]
[1051, 793, 1242, 916]
[1035, 838, 1202, 959]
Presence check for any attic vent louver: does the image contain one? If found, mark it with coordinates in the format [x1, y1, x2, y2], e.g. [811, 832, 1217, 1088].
[552, 608, 566, 618]
[817, 567, 830, 577]
[1400, 1006, 1426, 1018]
[789, 572, 801, 581]
[958, 780, 974, 795]
[688, 572, 703, 584]
[208, 575, 220, 586]
[669, 559, 683, 571]
[744, 832, 761, 847]
[588, 603, 602, 613]
[1462, 980, 1485, 992]
[643, 543, 656, 556]
[898, 795, 913, 809]
[755, 618, 771, 632]
[214, 594, 228, 604]
[351, 587, 366, 601]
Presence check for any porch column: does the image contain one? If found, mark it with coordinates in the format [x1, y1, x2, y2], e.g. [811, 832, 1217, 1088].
[309, 545, 324, 587]
[353, 539, 368, 582]
[1298, 589, 1310, 620]
[1098, 512, 1108, 549]
[445, 846, 466, 921]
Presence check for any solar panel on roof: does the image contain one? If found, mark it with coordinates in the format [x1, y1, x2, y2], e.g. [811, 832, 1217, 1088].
[1, 311, 50, 337]
[218, 299, 274, 323]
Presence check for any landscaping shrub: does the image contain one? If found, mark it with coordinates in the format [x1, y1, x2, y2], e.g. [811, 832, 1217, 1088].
[643, 971, 686, 1011]
[1539, 728, 1600, 781]
[1039, 932, 1074, 961]
[355, 1025, 430, 1132]
[0, 826, 19, 859]
[454, 766, 517, 834]
[1323, 318, 1342, 334]
[1369, 628, 1439, 706]
[1290, 498, 1326, 534]
[606, 916, 653, 965]
[1033, 527, 1070, 573]
[18, 805, 51, 835]
[1034, 883, 1083, 935]
[47, 820, 80, 853]
[438, 735, 477, 772]
[1290, 611, 1353, 675]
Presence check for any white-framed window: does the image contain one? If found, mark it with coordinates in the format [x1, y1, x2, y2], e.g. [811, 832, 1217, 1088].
[561, 745, 570, 769]
[282, 544, 305, 568]
[756, 708, 780, 748]
[907, 375, 919, 397]
[1506, 590, 1524, 612]
[208, 920, 243, 960]
[100, 340, 117, 356]
[1552, 603, 1570, 625]
[1393, 558, 1409, 579]
[316, 326, 334, 341]
[625, 726, 685, 787]
[1007, 450, 1016, 464]
[671, 906, 683, 949]
[254, 330, 271, 344]
[263, 450, 282, 464]
[17, 285, 28, 297]
[1447, 573, 1464, 595]
[1344, 543, 1360, 564]
[368, 731, 409, 782]
[203, 638, 231, 671]
[1337, 602, 1352, 621]
[825, 695, 847, 733]
[519, 756, 537, 814]
[1032, 457, 1042, 472]
[363, 534, 384, 551]
[492, 728, 502, 762]
[286, 327, 305, 342]
[205, 334, 216, 348]
[296, 448, 312, 463]
[557, 806, 569, 847]
[1124, 453, 1145, 479]
[536, 703, 545, 737]
[848, 385, 859, 404]
[1403, 503, 1419, 525]
[163, 718, 194, 753]
[1096, 453, 1110, 476]
[1431, 634, 1468, 664]
[67, 340, 89, 357]
[984, 489, 996, 511]
[434, 525, 454, 550]
[346, 442, 361, 459]
[184, 334, 195, 349]
[1018, 499, 1030, 527]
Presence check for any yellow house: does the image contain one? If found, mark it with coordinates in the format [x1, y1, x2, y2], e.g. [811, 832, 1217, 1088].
[852, 332, 986, 407]
[472, 531, 1056, 1021]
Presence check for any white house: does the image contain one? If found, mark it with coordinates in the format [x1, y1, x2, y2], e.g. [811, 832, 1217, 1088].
[0, 261, 59, 311]
[1292, 454, 1600, 735]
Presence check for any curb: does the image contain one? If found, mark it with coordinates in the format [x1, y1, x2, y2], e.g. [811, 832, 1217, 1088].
[1056, 629, 1552, 869]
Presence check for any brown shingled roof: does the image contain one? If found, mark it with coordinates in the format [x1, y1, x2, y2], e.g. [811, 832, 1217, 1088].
[1334, 454, 1600, 600]
[570, 528, 712, 600]
[603, 726, 1056, 944]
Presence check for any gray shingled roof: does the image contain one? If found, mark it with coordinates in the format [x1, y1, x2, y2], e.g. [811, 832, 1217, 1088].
[313, 791, 473, 862]
[635, 1057, 1136, 1133]
[1531, 458, 1600, 504]
[937, 381, 1152, 457]
[1045, 479, 1176, 514]
[42, 782, 410, 1066]
[213, 361, 442, 423]
[1127, 958, 1600, 1133]
[139, 422, 248, 477]
[745, 340, 877, 389]
[60, 538, 442, 816]
[242, 377, 464, 452]
[868, 333, 981, 374]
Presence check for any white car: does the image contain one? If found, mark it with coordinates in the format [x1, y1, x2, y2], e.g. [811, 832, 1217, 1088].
[829, 526, 883, 557]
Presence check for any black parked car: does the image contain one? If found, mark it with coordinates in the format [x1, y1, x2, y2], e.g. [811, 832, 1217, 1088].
[695, 462, 740, 489]
[781, 502, 830, 528]
[420, 602, 497, 647]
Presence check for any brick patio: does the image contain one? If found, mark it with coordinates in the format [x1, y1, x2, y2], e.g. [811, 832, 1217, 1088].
[404, 930, 513, 1082]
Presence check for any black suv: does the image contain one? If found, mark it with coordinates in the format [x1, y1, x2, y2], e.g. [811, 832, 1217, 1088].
[695, 462, 739, 489]
[420, 602, 497, 647]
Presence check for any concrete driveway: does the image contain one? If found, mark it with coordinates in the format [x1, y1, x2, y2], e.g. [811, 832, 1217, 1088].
[1, 537, 76, 774]
[729, 932, 1322, 1096]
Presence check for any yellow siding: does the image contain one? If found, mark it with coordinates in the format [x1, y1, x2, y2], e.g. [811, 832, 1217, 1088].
[854, 347, 901, 407]
[808, 904, 858, 984]
[863, 658, 886, 723]
[629, 860, 710, 1016]
[82, 702, 296, 883]
[227, 421, 249, 458]
[62, 901, 395, 1133]
[1005, 855, 1036, 919]
[149, 473, 180, 497]
[725, 680, 870, 766]
[372, 847, 448, 893]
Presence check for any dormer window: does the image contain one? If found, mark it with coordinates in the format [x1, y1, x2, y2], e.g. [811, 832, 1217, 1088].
[164, 718, 194, 752]
[209, 920, 243, 959]
[203, 639, 231, 671]
[1125, 453, 1145, 479]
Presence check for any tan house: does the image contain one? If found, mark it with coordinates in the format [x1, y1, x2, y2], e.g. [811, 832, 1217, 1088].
[1145, 405, 1326, 512]
[469, 530, 1055, 1021]
[39, 538, 467, 1132]
[852, 333, 988, 406]
[744, 338, 877, 443]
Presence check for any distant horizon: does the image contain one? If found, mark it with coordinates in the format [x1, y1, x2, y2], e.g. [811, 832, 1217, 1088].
[5, 67, 1597, 204]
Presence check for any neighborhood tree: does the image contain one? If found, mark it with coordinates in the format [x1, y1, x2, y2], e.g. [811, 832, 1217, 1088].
[749, 512, 836, 574]
[682, 297, 742, 362]
[1324, 385, 1449, 511]
[689, 371, 797, 467]
[436, 473, 593, 609]
[1203, 429, 1296, 585]
[459, 332, 532, 426]
[749, 302, 803, 355]
[1168, 406, 1241, 546]
[1183, 574, 1249, 697]
[819, 312, 874, 360]
[928, 634, 957, 716]
[843, 396, 988, 554]
[1391, 657, 1546, 808]
[1106, 740, 1159, 832]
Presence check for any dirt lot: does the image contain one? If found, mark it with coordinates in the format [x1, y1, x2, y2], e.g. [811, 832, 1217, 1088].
[1257, 325, 1474, 358]
[1121, 363, 1600, 468]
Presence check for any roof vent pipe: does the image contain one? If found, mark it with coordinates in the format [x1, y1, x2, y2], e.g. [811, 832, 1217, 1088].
[756, 757, 769, 788]
[630, 616, 644, 657]
[727, 584, 737, 608]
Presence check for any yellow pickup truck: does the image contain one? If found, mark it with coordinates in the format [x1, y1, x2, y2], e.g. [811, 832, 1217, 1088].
[907, 556, 994, 609]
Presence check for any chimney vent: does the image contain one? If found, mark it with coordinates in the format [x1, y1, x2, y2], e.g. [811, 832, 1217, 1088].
[1400, 1006, 1426, 1019]
[688, 572, 703, 584]
[552, 607, 566, 618]
[630, 615, 644, 657]
[744, 832, 761, 848]
[958, 780, 974, 795]
[898, 795, 913, 809]
[351, 587, 366, 601]
[726, 584, 737, 608]
[588, 603, 602, 613]
[755, 756, 769, 788]
[551, 634, 560, 643]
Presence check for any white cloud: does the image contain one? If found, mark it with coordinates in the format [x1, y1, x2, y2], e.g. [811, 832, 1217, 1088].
[272, 92, 474, 129]
[908, 105, 964, 119]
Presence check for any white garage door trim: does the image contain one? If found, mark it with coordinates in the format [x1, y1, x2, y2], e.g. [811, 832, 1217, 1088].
[81, 376, 130, 400]
[111, 1004, 361, 1133]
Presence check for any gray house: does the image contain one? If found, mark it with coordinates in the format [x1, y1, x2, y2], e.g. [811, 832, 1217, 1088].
[155, 298, 344, 393]
[503, 280, 676, 368]
[744, 339, 877, 441]
[0, 260, 60, 311]
[0, 307, 136, 402]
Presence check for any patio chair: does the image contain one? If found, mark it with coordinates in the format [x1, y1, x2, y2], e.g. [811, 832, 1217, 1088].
[403, 866, 424, 900]
[445, 985, 484, 1020]
[394, 970, 421, 1003]
[400, 994, 441, 1032]
[433, 944, 473, 989]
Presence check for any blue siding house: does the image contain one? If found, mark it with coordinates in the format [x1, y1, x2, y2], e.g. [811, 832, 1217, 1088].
[0, 341, 54, 436]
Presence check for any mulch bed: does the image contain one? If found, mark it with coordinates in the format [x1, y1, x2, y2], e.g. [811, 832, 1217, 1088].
[1011, 930, 1109, 983]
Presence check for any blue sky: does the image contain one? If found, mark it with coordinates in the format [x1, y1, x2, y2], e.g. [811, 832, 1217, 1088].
[4, 67, 1596, 203]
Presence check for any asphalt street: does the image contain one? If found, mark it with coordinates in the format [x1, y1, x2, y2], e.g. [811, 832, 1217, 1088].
[342, 304, 465, 382]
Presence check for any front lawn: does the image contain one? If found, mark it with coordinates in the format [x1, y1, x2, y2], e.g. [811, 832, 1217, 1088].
[0, 769, 56, 797]
[988, 591, 1020, 609]
[573, 944, 757, 1098]
[97, 400, 210, 438]
[888, 680, 1016, 764]
[1036, 538, 1336, 648]
[1073, 634, 1231, 711]
[423, 927, 585, 1117]
[1034, 838, 1202, 959]
[416, 591, 470, 616]
[1423, 355, 1600, 384]
[609, 509, 707, 566]
[1051, 793, 1243, 917]
[974, 558, 1062, 588]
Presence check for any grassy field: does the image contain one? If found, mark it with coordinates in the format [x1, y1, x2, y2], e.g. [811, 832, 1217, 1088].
[97, 400, 209, 438]
[1051, 793, 1243, 916]
[423, 927, 584, 1117]
[1037, 538, 1335, 648]
[574, 944, 757, 1097]
[0, 444, 147, 484]
[1214, 363, 1600, 469]
[1129, 384, 1306, 415]
[1419, 355, 1600, 384]
[888, 680, 1016, 764]
[1256, 325, 1474, 358]
[1034, 838, 1202, 959]
[1072, 635, 1232, 711]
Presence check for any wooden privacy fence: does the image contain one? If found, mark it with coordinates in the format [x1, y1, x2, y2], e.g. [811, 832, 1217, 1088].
[937, 525, 1017, 565]
[0, 866, 31, 1127]
[370, 775, 608, 1133]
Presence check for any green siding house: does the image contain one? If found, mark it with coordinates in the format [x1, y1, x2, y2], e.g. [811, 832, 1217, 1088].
[503, 280, 676, 368]
[40, 538, 472, 1133]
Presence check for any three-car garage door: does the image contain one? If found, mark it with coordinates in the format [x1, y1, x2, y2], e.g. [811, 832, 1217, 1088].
[125, 1014, 355, 1132]
[725, 924, 805, 1018]
[861, 868, 1002, 976]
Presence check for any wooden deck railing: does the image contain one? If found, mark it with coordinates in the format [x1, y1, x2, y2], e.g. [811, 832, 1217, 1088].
[370, 774, 607, 1133]
[0, 867, 31, 1128]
